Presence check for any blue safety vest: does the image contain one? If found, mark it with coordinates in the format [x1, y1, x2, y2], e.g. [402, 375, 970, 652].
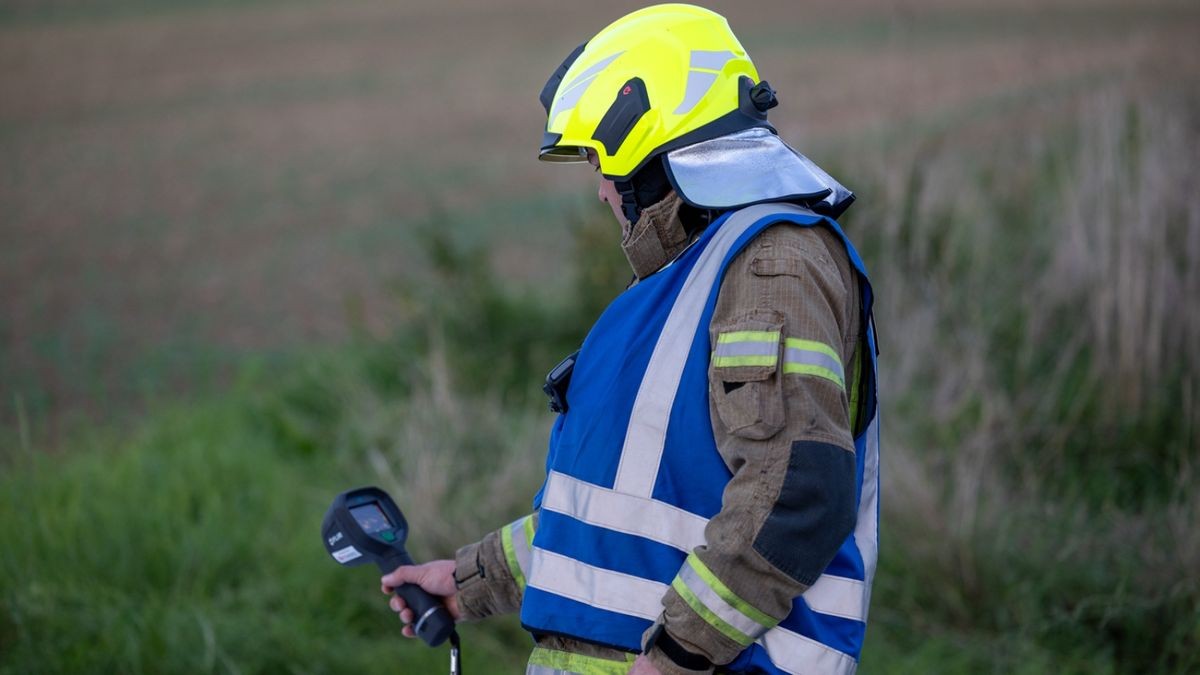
[520, 203, 880, 675]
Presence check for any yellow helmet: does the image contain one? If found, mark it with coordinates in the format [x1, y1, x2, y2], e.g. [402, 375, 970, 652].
[538, 4, 777, 181]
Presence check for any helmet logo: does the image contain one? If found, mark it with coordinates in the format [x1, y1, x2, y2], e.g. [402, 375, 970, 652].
[622, 85, 633, 96]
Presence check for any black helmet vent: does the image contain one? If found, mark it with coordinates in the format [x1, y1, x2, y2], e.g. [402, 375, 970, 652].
[540, 42, 587, 116]
[591, 77, 651, 156]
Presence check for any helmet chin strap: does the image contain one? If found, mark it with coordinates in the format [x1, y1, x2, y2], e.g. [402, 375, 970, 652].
[612, 154, 674, 226]
[614, 179, 641, 225]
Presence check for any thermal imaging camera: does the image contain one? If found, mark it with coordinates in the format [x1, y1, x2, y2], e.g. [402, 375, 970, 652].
[322, 486, 456, 648]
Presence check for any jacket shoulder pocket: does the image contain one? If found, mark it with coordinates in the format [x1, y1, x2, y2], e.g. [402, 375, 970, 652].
[708, 312, 785, 440]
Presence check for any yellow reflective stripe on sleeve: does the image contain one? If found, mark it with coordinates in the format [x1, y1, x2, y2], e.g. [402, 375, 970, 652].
[784, 337, 840, 362]
[526, 647, 635, 675]
[523, 512, 536, 546]
[848, 343, 863, 432]
[686, 554, 778, 628]
[783, 363, 845, 388]
[501, 515, 534, 592]
[671, 577, 755, 646]
[672, 554, 778, 647]
[712, 330, 780, 368]
[716, 330, 781, 344]
[783, 337, 846, 389]
[500, 525, 524, 591]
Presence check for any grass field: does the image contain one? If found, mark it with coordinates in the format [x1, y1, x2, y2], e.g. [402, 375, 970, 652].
[2, 0, 1199, 673]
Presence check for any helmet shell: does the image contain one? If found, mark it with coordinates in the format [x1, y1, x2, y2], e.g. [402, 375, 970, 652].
[540, 4, 762, 180]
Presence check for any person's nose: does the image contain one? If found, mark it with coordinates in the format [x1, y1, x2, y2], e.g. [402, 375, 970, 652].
[598, 184, 607, 203]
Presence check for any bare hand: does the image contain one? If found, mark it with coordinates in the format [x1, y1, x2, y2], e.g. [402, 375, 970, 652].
[629, 654, 663, 675]
[380, 559, 460, 638]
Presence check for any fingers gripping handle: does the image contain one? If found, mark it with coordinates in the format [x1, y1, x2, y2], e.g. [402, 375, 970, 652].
[394, 583, 455, 647]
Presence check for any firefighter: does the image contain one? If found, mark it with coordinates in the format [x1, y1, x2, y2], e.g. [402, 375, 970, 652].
[382, 5, 880, 674]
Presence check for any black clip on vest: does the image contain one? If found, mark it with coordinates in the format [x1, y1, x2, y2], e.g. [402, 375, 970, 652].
[543, 350, 579, 414]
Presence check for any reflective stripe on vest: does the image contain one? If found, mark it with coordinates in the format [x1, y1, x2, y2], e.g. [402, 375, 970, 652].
[761, 627, 858, 675]
[852, 407, 881, 621]
[531, 547, 665, 620]
[537, 469, 870, 623]
[540, 470, 708, 552]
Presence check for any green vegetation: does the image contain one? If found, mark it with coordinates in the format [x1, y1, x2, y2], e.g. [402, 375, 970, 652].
[851, 94, 1200, 673]
[0, 397, 530, 674]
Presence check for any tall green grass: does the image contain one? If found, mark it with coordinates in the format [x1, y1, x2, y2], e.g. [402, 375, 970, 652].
[3, 92, 1197, 673]
[851, 93, 1200, 673]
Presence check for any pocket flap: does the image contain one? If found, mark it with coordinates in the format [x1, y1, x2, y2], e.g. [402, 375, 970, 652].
[708, 313, 786, 440]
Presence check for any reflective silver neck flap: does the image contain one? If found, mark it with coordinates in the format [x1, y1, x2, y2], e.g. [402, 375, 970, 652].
[664, 127, 855, 217]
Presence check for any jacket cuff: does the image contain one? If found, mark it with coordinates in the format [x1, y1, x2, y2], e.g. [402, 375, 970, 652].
[657, 553, 783, 665]
[642, 621, 715, 675]
[452, 529, 522, 621]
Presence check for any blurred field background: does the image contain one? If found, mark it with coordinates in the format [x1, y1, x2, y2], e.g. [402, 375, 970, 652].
[2, 0, 1198, 673]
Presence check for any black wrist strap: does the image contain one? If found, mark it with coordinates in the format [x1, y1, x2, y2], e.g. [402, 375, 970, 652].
[646, 623, 711, 671]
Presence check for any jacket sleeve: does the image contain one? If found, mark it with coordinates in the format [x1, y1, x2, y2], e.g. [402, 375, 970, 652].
[452, 512, 537, 621]
[643, 224, 862, 673]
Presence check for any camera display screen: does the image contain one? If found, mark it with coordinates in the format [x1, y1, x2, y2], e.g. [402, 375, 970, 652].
[349, 503, 393, 534]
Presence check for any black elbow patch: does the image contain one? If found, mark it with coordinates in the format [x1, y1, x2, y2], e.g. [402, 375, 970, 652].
[753, 441, 857, 586]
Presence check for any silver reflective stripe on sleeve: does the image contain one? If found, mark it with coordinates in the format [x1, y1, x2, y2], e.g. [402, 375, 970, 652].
[614, 203, 807, 497]
[502, 515, 535, 591]
[783, 338, 846, 389]
[676, 558, 774, 644]
[528, 547, 666, 620]
[713, 330, 781, 368]
[541, 471, 707, 552]
[511, 517, 533, 581]
[784, 347, 843, 379]
[714, 340, 778, 358]
[760, 626, 859, 675]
